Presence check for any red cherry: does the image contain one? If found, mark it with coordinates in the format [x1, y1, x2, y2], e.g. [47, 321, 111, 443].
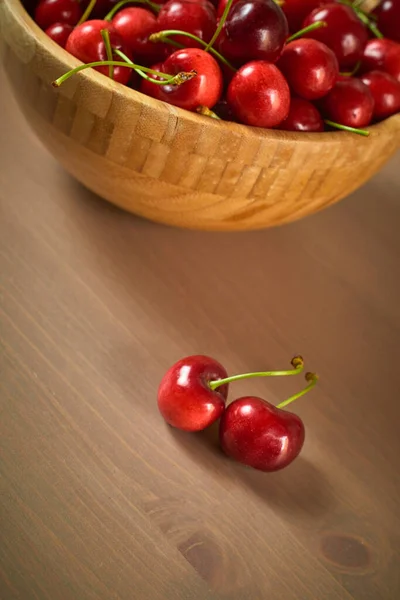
[277, 39, 338, 100]
[65, 20, 133, 85]
[227, 60, 290, 127]
[35, 0, 82, 29]
[372, 0, 400, 43]
[112, 7, 170, 62]
[279, 97, 324, 132]
[157, 355, 228, 431]
[157, 0, 217, 47]
[141, 48, 223, 110]
[360, 38, 400, 83]
[44, 22, 73, 47]
[281, 0, 333, 33]
[219, 396, 305, 472]
[360, 71, 400, 121]
[217, 0, 289, 65]
[303, 3, 368, 70]
[320, 77, 374, 128]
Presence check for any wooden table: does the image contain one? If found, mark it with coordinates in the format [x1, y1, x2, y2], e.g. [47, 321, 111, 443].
[1, 67, 399, 600]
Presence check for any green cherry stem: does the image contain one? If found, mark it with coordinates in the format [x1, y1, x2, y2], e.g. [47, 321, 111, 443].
[209, 356, 304, 391]
[149, 30, 236, 72]
[338, 0, 383, 37]
[52, 61, 197, 87]
[104, 0, 160, 21]
[340, 60, 361, 77]
[114, 48, 197, 84]
[196, 106, 221, 119]
[287, 21, 327, 43]
[76, 0, 97, 26]
[324, 119, 370, 136]
[101, 29, 114, 80]
[277, 372, 318, 409]
[205, 0, 234, 52]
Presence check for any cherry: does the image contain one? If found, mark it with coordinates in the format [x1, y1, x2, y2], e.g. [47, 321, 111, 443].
[34, 0, 82, 29]
[157, 355, 229, 431]
[360, 71, 400, 121]
[277, 38, 338, 100]
[319, 77, 374, 128]
[65, 20, 133, 85]
[303, 3, 369, 70]
[44, 22, 74, 47]
[111, 7, 170, 62]
[140, 47, 223, 110]
[219, 373, 317, 472]
[281, 0, 332, 33]
[279, 97, 324, 132]
[227, 60, 290, 128]
[360, 38, 400, 83]
[157, 0, 217, 48]
[372, 0, 400, 43]
[216, 0, 289, 65]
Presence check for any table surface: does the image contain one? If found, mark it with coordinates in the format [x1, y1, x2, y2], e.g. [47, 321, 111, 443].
[1, 67, 400, 600]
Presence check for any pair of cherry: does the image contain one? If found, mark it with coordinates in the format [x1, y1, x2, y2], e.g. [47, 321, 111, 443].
[157, 354, 318, 473]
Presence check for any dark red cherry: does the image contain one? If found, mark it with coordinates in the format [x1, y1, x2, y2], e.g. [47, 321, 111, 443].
[360, 38, 400, 83]
[112, 7, 170, 62]
[212, 98, 237, 121]
[360, 71, 400, 121]
[140, 48, 223, 110]
[277, 38, 338, 100]
[279, 97, 324, 132]
[35, 0, 82, 29]
[227, 60, 290, 127]
[65, 20, 133, 85]
[44, 22, 73, 47]
[217, 0, 289, 65]
[303, 3, 368, 70]
[372, 0, 400, 43]
[281, 0, 332, 33]
[157, 0, 217, 47]
[320, 77, 374, 128]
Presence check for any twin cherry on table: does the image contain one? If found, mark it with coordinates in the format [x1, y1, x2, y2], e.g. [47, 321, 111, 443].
[157, 354, 318, 473]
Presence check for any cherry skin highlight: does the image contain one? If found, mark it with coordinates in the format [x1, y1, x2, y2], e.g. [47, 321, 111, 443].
[303, 3, 369, 70]
[157, 355, 229, 432]
[282, 0, 332, 33]
[360, 71, 400, 121]
[277, 38, 339, 101]
[217, 0, 289, 65]
[279, 97, 324, 132]
[320, 77, 374, 128]
[112, 7, 170, 62]
[360, 39, 400, 83]
[35, 0, 82, 30]
[227, 60, 290, 128]
[44, 22, 73, 48]
[219, 396, 305, 472]
[141, 48, 223, 110]
[65, 20, 133, 85]
[157, 0, 217, 47]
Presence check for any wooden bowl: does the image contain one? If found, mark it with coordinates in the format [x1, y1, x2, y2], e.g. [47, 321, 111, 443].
[1, 0, 399, 231]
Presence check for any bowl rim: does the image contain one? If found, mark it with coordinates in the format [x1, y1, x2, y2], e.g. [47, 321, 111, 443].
[5, 0, 400, 143]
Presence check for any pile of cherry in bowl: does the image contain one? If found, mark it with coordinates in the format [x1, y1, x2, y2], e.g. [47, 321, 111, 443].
[31, 0, 400, 135]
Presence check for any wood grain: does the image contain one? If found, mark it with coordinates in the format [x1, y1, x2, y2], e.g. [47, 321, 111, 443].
[0, 0, 399, 231]
[1, 65, 400, 599]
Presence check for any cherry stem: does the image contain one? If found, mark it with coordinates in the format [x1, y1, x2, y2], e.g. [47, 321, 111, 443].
[52, 60, 196, 87]
[104, 0, 160, 21]
[115, 48, 197, 84]
[196, 106, 221, 119]
[338, 0, 383, 38]
[287, 21, 327, 43]
[209, 356, 304, 391]
[324, 119, 370, 136]
[340, 60, 361, 77]
[277, 372, 318, 409]
[101, 29, 114, 80]
[76, 0, 97, 26]
[205, 0, 234, 52]
[149, 30, 236, 72]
